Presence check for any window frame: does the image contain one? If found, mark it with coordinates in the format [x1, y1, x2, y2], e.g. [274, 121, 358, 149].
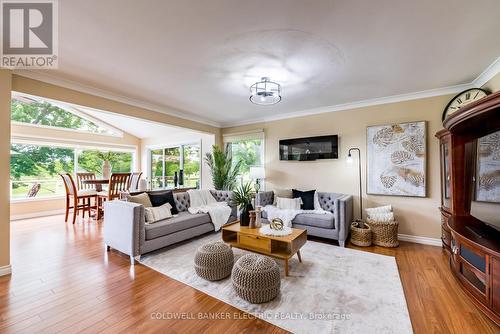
[222, 130, 265, 185]
[10, 140, 136, 203]
[147, 141, 202, 190]
[11, 92, 125, 138]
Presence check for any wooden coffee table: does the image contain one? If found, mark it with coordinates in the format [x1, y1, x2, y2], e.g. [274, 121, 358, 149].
[222, 222, 307, 276]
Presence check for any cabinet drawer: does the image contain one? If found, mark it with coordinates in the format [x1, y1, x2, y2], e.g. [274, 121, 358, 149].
[239, 234, 271, 252]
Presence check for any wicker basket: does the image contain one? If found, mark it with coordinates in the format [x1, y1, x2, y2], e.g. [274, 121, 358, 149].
[366, 219, 399, 247]
[350, 221, 372, 247]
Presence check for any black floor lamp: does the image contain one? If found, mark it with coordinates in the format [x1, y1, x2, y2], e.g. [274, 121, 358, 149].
[346, 147, 363, 223]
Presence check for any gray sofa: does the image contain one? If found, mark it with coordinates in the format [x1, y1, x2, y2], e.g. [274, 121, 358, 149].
[256, 191, 353, 247]
[103, 190, 237, 264]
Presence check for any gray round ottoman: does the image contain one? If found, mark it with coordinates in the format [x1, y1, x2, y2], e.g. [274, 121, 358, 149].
[194, 242, 234, 281]
[231, 254, 281, 303]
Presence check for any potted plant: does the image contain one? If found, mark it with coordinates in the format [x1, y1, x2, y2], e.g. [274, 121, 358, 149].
[232, 182, 254, 226]
[204, 145, 242, 190]
[96, 152, 117, 179]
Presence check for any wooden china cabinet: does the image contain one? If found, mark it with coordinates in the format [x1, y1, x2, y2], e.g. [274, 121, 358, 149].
[436, 91, 500, 326]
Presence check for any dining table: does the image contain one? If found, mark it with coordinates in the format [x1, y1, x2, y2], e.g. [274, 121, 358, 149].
[81, 178, 109, 192]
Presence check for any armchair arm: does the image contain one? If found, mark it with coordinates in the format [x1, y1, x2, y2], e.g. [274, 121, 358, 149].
[104, 200, 145, 257]
[335, 195, 353, 246]
[256, 191, 274, 207]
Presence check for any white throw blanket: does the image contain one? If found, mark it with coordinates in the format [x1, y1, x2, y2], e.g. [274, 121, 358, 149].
[187, 190, 231, 231]
[263, 205, 331, 227]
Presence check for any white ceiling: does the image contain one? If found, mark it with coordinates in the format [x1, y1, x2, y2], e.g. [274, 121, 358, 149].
[23, 0, 500, 126]
[80, 107, 199, 139]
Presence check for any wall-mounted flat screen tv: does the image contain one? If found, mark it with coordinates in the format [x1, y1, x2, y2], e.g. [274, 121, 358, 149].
[279, 135, 338, 161]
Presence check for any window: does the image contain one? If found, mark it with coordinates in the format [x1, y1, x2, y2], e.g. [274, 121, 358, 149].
[10, 144, 74, 199]
[223, 131, 264, 184]
[183, 145, 201, 188]
[10, 144, 133, 200]
[149, 144, 201, 189]
[11, 95, 121, 136]
[78, 150, 133, 176]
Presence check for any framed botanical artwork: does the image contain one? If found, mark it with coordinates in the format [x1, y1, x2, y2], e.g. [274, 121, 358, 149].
[367, 121, 426, 197]
[475, 131, 500, 203]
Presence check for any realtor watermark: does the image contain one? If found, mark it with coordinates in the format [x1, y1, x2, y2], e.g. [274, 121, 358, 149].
[1, 0, 58, 68]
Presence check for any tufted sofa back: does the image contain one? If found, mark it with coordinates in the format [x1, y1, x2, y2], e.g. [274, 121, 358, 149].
[173, 190, 236, 215]
[256, 190, 343, 214]
[174, 192, 191, 212]
[317, 192, 344, 213]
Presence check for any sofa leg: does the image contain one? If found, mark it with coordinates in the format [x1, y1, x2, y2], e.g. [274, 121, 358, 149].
[105, 244, 110, 251]
[130, 256, 135, 265]
[339, 240, 345, 248]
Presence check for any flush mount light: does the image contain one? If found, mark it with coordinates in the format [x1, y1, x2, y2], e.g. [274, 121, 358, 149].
[249, 77, 281, 105]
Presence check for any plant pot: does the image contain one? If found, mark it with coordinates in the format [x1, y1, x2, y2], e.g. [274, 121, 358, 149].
[102, 161, 112, 179]
[239, 203, 254, 227]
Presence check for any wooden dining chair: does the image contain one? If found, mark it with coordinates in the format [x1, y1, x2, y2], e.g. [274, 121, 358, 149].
[76, 172, 96, 190]
[60, 173, 97, 224]
[128, 172, 143, 191]
[76, 172, 96, 213]
[97, 173, 131, 219]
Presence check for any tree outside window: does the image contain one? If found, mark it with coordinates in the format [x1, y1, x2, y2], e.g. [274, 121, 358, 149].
[228, 139, 263, 183]
[150, 144, 200, 189]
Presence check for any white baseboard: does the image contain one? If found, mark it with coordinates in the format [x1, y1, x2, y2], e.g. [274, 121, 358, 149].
[398, 233, 442, 247]
[0, 265, 12, 276]
[10, 209, 65, 221]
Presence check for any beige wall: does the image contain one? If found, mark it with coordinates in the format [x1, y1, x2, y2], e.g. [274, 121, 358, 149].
[11, 123, 141, 151]
[1, 74, 222, 270]
[10, 122, 141, 219]
[223, 77, 500, 238]
[12, 75, 222, 144]
[0, 70, 12, 270]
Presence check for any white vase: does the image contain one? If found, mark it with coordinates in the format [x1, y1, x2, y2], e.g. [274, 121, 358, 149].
[102, 161, 112, 179]
[255, 206, 262, 228]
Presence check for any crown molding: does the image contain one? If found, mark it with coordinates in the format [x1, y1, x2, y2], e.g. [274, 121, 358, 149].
[222, 57, 500, 127]
[473, 56, 500, 87]
[12, 70, 222, 128]
[221, 82, 474, 127]
[14, 56, 500, 129]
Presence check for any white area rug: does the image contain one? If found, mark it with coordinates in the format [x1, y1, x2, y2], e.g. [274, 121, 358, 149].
[140, 233, 413, 334]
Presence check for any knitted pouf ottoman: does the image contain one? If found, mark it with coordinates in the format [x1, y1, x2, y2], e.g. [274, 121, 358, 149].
[231, 254, 281, 304]
[194, 242, 234, 281]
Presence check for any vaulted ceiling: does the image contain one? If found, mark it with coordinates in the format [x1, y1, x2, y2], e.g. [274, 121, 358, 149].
[21, 0, 500, 126]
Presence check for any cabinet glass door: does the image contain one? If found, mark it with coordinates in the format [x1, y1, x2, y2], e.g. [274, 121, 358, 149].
[441, 140, 452, 210]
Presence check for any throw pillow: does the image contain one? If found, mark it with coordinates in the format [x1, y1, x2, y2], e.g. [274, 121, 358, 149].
[272, 188, 293, 205]
[365, 205, 392, 217]
[145, 202, 173, 223]
[127, 192, 152, 208]
[368, 212, 394, 222]
[148, 190, 179, 214]
[276, 197, 301, 210]
[292, 189, 316, 210]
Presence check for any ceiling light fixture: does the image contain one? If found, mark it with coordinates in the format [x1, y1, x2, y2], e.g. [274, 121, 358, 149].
[249, 77, 281, 105]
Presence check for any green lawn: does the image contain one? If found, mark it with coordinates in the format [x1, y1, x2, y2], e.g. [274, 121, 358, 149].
[11, 180, 64, 199]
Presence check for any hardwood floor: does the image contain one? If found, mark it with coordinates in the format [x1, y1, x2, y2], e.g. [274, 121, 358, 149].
[1, 216, 498, 334]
